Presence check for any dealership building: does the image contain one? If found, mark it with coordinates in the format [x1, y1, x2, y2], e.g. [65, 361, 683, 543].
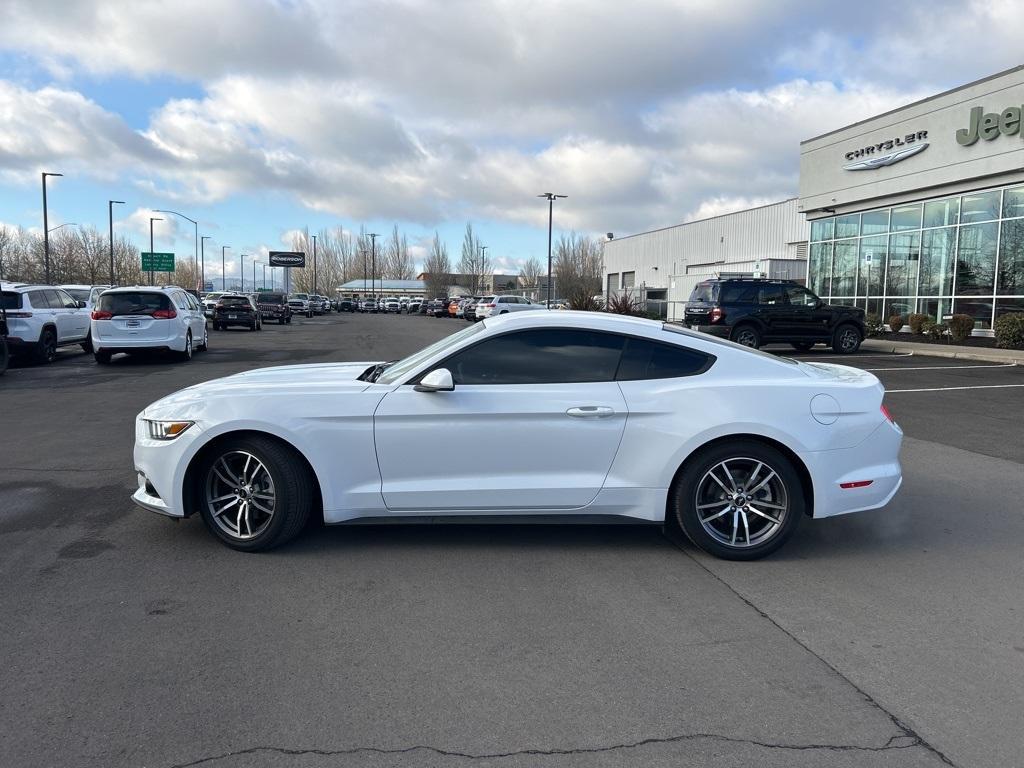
[605, 65, 1024, 331]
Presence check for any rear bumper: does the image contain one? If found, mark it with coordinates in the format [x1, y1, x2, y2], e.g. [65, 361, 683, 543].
[804, 419, 904, 519]
[687, 323, 731, 338]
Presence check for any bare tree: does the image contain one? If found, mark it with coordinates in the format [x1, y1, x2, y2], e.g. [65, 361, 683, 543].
[384, 225, 414, 280]
[519, 256, 543, 290]
[553, 233, 604, 308]
[423, 232, 451, 298]
[0, 225, 13, 282]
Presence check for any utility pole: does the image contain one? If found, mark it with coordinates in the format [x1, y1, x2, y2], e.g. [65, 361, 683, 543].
[108, 200, 125, 285]
[41, 172, 63, 284]
[368, 233, 380, 298]
[478, 244, 489, 294]
[312, 234, 318, 295]
[201, 236, 211, 292]
[149, 217, 163, 286]
[221, 246, 230, 291]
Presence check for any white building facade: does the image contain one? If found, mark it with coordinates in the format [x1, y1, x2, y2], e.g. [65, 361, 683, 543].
[602, 198, 810, 321]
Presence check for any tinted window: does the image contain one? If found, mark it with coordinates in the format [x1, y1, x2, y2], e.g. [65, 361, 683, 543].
[785, 285, 819, 306]
[97, 292, 171, 315]
[719, 284, 758, 303]
[173, 292, 190, 309]
[437, 329, 625, 385]
[44, 290, 65, 308]
[260, 294, 286, 304]
[221, 296, 252, 307]
[758, 284, 786, 305]
[688, 282, 718, 303]
[64, 288, 91, 302]
[1, 291, 22, 310]
[616, 337, 714, 381]
[27, 290, 48, 309]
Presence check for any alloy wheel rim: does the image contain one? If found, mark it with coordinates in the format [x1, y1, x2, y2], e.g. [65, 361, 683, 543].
[840, 328, 858, 351]
[736, 330, 756, 347]
[695, 457, 788, 548]
[205, 450, 276, 540]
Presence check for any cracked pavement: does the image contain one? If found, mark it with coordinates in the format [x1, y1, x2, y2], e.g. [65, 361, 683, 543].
[1, 313, 1021, 768]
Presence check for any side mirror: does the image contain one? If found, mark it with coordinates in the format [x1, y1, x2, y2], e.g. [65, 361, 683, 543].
[415, 368, 454, 393]
[77, 300, 87, 308]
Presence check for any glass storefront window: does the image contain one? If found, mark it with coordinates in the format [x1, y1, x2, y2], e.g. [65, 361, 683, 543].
[961, 190, 1001, 223]
[808, 242, 832, 297]
[835, 214, 860, 239]
[998, 217, 1024, 295]
[918, 298, 950, 323]
[884, 299, 915, 322]
[923, 197, 959, 228]
[891, 204, 922, 231]
[861, 210, 889, 235]
[886, 233, 919, 297]
[857, 236, 887, 296]
[1002, 186, 1024, 220]
[832, 240, 857, 297]
[953, 298, 990, 330]
[955, 223, 997, 295]
[810, 218, 834, 242]
[919, 228, 955, 296]
[995, 298, 1024, 319]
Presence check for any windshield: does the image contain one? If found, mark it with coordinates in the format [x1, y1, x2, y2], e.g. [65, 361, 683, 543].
[376, 322, 486, 385]
[64, 288, 91, 302]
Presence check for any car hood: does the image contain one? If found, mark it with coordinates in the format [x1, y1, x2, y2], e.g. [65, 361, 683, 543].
[142, 361, 383, 416]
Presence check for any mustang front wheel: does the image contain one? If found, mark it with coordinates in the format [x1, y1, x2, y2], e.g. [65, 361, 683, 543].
[198, 436, 313, 551]
[672, 441, 803, 560]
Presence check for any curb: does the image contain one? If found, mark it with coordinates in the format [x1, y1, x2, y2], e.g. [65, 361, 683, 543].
[860, 339, 1024, 365]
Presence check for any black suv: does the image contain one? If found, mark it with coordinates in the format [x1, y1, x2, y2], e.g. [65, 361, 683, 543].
[684, 278, 864, 354]
[256, 292, 293, 324]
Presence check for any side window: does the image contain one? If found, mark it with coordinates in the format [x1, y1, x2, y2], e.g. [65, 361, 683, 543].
[758, 284, 786, 305]
[435, 329, 625, 385]
[720, 284, 758, 304]
[616, 337, 715, 381]
[43, 289, 64, 308]
[172, 292, 189, 310]
[55, 289, 79, 308]
[785, 285, 819, 306]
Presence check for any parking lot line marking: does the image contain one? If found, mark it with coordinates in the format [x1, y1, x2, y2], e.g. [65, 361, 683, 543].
[887, 384, 1024, 393]
[864, 363, 1019, 371]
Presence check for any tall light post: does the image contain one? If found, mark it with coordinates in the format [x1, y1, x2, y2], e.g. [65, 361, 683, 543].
[108, 200, 125, 285]
[360, 249, 368, 297]
[200, 236, 212, 291]
[155, 209, 198, 291]
[253, 258, 258, 292]
[262, 264, 267, 290]
[311, 234, 318, 295]
[538, 192, 566, 307]
[41, 172, 63, 284]
[368, 233, 380, 298]
[149, 217, 163, 286]
[478, 244, 488, 294]
[221, 246, 230, 291]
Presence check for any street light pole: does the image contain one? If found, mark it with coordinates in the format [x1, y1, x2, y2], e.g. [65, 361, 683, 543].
[240, 253, 245, 293]
[222, 246, 230, 291]
[262, 264, 266, 290]
[312, 234, 318, 295]
[108, 200, 125, 285]
[155, 209, 199, 291]
[537, 192, 567, 308]
[368, 233, 380, 298]
[149, 217, 163, 286]
[200, 236, 212, 292]
[478, 244, 489, 294]
[41, 172, 63, 284]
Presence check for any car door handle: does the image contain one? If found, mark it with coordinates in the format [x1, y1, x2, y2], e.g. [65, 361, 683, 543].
[566, 406, 615, 418]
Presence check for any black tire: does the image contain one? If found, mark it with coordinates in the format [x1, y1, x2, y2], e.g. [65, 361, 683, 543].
[670, 440, 804, 561]
[832, 324, 862, 354]
[197, 435, 314, 552]
[94, 349, 112, 365]
[249, 321, 256, 331]
[180, 332, 193, 362]
[790, 341, 815, 352]
[34, 328, 57, 364]
[198, 326, 209, 351]
[279, 318, 285, 325]
[730, 324, 761, 349]
[80, 333, 94, 353]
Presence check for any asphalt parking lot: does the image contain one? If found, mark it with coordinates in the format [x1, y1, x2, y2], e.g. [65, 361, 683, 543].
[1, 313, 1022, 768]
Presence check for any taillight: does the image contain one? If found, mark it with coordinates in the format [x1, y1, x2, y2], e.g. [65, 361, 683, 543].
[91, 310, 112, 320]
[6, 311, 32, 318]
[880, 404, 895, 423]
[485, 303, 496, 308]
[710, 307, 724, 323]
[152, 308, 177, 319]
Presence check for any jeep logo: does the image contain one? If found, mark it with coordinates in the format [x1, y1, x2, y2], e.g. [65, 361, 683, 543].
[956, 105, 1023, 146]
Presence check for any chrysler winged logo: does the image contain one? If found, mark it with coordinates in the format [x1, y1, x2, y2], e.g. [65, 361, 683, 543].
[843, 142, 928, 171]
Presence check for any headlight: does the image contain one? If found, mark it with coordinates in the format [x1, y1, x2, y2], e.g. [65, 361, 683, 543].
[146, 420, 195, 440]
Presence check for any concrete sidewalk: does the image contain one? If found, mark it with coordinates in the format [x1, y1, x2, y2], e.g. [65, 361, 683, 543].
[861, 337, 1024, 364]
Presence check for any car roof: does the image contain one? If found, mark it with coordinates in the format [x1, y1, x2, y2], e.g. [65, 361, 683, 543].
[102, 285, 178, 293]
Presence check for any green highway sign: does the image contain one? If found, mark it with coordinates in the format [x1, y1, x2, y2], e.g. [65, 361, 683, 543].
[141, 252, 175, 272]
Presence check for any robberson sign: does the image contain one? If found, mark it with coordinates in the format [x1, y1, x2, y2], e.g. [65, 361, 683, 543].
[268, 251, 306, 267]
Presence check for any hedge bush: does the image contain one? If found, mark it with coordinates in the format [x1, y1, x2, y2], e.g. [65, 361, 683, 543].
[908, 313, 930, 335]
[922, 318, 947, 341]
[994, 313, 1024, 349]
[947, 314, 975, 343]
[888, 313, 904, 333]
[864, 313, 885, 338]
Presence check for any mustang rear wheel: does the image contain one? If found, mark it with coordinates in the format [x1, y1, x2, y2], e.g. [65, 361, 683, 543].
[671, 440, 803, 560]
[198, 436, 313, 552]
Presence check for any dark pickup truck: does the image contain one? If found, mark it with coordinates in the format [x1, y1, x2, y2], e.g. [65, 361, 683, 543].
[684, 278, 865, 354]
[256, 292, 293, 325]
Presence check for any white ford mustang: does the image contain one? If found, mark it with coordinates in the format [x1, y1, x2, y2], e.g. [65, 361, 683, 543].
[132, 311, 902, 560]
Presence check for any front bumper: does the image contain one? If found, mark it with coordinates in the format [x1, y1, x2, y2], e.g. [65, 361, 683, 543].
[131, 418, 205, 518]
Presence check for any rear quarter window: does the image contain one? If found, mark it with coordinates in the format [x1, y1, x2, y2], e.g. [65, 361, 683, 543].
[1, 291, 22, 310]
[616, 337, 715, 380]
[719, 284, 759, 304]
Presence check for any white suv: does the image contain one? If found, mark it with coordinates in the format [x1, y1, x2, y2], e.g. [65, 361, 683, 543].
[91, 286, 208, 364]
[473, 295, 544, 319]
[60, 284, 112, 313]
[0, 282, 92, 363]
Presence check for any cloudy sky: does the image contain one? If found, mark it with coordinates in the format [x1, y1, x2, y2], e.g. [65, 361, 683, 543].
[1, 0, 1022, 280]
